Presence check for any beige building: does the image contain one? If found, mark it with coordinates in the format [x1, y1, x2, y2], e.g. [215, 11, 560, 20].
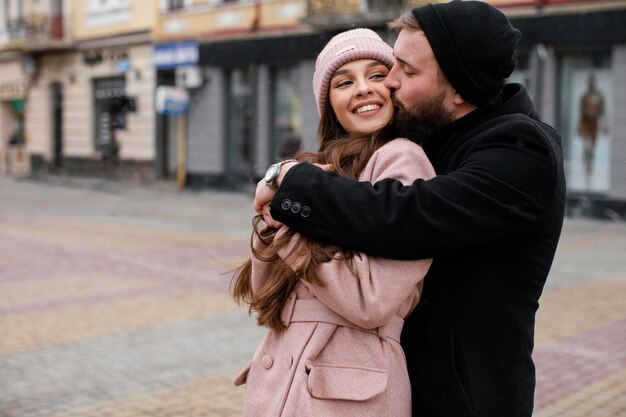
[0, 0, 58, 176]
[1, 0, 158, 181]
[40, 0, 157, 181]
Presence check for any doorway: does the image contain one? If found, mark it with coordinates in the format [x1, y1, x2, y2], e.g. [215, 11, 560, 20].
[51, 82, 63, 168]
[93, 77, 126, 172]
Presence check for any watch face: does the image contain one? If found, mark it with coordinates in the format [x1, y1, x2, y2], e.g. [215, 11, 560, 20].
[264, 164, 279, 182]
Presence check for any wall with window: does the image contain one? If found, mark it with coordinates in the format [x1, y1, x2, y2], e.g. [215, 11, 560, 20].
[71, 0, 157, 40]
[155, 0, 304, 41]
[27, 44, 155, 167]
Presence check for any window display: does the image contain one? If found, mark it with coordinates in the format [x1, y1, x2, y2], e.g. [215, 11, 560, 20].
[559, 54, 612, 193]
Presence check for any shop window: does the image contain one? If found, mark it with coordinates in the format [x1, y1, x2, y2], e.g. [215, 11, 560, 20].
[558, 53, 612, 193]
[270, 65, 302, 160]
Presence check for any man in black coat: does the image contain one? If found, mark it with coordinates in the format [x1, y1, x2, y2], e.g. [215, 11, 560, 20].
[255, 1, 566, 416]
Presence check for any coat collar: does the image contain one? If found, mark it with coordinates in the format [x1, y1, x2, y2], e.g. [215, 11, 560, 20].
[423, 83, 536, 160]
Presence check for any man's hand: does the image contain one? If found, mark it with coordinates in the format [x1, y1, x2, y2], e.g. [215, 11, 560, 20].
[254, 161, 299, 216]
[253, 161, 332, 225]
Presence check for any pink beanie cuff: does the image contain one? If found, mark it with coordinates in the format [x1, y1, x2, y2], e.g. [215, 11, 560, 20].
[313, 28, 394, 115]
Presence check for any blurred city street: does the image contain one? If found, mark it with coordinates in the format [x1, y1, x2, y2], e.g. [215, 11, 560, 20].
[0, 176, 625, 417]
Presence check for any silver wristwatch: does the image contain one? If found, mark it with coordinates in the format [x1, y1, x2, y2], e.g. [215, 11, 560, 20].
[264, 159, 297, 191]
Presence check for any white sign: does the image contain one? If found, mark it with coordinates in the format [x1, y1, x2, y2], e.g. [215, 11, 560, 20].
[155, 86, 189, 115]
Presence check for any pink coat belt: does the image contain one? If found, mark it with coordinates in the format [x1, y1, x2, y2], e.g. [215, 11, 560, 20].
[280, 295, 404, 344]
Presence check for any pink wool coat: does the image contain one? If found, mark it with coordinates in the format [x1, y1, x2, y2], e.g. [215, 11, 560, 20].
[235, 138, 435, 417]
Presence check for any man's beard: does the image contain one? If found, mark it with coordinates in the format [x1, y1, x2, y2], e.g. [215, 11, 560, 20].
[392, 91, 455, 145]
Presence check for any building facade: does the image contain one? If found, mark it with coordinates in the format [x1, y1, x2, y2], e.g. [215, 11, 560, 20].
[152, 0, 317, 187]
[2, 0, 625, 216]
[159, 0, 626, 216]
[40, 0, 158, 181]
[0, 0, 158, 182]
[0, 0, 69, 176]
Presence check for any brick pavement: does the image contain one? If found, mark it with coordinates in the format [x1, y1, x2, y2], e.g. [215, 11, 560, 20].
[0, 177, 625, 416]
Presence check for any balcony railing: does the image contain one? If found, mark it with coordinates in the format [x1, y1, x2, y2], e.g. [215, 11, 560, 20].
[5, 13, 64, 43]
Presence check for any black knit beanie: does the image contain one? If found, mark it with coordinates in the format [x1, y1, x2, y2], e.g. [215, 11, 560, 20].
[412, 0, 521, 106]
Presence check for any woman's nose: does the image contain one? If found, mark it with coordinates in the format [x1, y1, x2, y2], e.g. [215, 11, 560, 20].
[355, 80, 373, 96]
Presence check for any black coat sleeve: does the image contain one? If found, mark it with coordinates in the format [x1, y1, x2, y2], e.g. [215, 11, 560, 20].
[269, 122, 563, 260]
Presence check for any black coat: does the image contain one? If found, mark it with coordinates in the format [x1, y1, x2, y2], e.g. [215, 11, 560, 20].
[270, 84, 566, 417]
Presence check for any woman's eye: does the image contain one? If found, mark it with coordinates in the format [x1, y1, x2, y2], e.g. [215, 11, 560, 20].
[335, 80, 352, 88]
[370, 72, 387, 80]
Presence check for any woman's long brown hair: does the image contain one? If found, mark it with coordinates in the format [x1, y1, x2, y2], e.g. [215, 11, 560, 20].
[232, 91, 396, 331]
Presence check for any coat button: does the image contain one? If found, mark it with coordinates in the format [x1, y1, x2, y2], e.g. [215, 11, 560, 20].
[261, 354, 273, 369]
[301, 206, 311, 218]
[281, 199, 292, 210]
[291, 202, 301, 213]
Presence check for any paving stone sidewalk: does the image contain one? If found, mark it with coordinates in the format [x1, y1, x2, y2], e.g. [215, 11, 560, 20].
[0, 177, 624, 417]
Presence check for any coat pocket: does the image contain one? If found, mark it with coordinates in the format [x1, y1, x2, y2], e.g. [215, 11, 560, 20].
[233, 361, 251, 386]
[305, 361, 388, 401]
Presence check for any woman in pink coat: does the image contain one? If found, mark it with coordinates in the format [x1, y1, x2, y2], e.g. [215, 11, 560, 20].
[232, 28, 434, 417]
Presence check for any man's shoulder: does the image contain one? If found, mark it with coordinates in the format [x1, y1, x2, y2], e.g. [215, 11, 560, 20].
[492, 86, 560, 140]
[473, 111, 561, 149]
[465, 112, 564, 185]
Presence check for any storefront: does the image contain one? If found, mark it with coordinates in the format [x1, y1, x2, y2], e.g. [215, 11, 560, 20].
[177, 33, 328, 188]
[152, 40, 199, 181]
[27, 37, 155, 182]
[510, 9, 626, 218]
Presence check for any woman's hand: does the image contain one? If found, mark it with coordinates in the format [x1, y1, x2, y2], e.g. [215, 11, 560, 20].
[262, 204, 284, 229]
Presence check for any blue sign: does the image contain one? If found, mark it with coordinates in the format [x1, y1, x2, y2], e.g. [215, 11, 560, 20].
[116, 59, 132, 73]
[162, 98, 188, 115]
[152, 41, 199, 70]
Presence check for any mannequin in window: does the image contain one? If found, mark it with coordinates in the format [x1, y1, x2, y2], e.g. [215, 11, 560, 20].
[578, 73, 606, 186]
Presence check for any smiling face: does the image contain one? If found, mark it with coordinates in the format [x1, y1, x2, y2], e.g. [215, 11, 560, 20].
[328, 59, 394, 137]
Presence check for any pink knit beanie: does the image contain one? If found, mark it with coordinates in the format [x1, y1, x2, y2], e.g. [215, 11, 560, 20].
[313, 28, 394, 115]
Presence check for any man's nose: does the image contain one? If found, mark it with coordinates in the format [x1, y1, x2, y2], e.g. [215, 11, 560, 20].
[384, 68, 399, 90]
